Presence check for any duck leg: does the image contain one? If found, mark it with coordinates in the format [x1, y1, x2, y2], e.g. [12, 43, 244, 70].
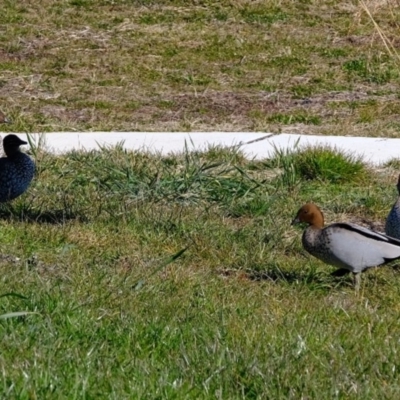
[353, 272, 361, 291]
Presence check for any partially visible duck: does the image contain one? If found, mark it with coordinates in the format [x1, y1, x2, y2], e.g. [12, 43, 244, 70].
[385, 174, 400, 239]
[0, 111, 10, 124]
[292, 202, 400, 290]
[0, 134, 35, 202]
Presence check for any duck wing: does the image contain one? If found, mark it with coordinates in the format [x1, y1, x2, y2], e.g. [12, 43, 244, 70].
[386, 200, 400, 239]
[324, 223, 400, 272]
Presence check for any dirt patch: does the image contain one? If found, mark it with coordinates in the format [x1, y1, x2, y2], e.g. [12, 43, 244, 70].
[130, 88, 400, 124]
[41, 105, 90, 122]
[156, 91, 274, 120]
[0, 38, 50, 62]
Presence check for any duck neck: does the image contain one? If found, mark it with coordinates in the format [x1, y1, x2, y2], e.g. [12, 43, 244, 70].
[310, 212, 324, 229]
[5, 148, 20, 158]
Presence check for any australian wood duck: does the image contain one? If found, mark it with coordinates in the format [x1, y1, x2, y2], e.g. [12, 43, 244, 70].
[0, 135, 35, 202]
[292, 202, 400, 290]
[385, 174, 400, 239]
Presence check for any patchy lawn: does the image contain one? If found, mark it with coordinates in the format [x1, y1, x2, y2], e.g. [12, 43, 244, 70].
[0, 0, 400, 135]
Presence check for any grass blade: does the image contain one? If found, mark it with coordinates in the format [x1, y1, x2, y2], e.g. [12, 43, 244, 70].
[133, 246, 189, 290]
[0, 311, 39, 320]
[0, 292, 28, 300]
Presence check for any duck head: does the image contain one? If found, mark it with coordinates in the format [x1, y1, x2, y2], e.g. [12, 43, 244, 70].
[291, 202, 324, 229]
[3, 134, 27, 157]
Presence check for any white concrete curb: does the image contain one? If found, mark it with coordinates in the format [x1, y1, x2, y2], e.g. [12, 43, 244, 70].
[3, 132, 400, 165]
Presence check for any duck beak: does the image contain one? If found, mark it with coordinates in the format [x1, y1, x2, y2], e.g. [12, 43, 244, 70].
[291, 216, 300, 226]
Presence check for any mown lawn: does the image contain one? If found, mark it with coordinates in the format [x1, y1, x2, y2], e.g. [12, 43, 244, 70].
[2, 0, 400, 398]
[0, 0, 400, 135]
[1, 144, 400, 398]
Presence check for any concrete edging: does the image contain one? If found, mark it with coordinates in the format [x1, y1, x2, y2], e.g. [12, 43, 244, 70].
[4, 132, 400, 165]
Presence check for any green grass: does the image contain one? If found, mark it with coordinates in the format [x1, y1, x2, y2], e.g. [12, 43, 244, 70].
[0, 0, 400, 135]
[2, 0, 400, 396]
[1, 144, 400, 397]
[267, 144, 368, 185]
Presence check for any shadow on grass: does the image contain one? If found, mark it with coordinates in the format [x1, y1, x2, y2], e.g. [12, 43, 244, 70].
[0, 205, 88, 224]
[247, 267, 354, 289]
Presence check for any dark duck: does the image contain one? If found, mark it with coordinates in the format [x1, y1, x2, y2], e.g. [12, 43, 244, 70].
[0, 135, 35, 202]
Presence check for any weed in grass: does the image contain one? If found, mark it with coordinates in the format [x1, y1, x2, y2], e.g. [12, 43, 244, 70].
[268, 144, 368, 189]
[293, 146, 367, 183]
[291, 84, 315, 98]
[343, 55, 397, 85]
[385, 158, 400, 169]
[239, 6, 288, 25]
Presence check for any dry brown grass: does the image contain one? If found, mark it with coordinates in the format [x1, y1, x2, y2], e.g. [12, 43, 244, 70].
[0, 0, 400, 135]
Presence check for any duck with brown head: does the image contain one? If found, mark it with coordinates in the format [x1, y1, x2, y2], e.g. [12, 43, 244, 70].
[0, 134, 35, 202]
[292, 202, 400, 290]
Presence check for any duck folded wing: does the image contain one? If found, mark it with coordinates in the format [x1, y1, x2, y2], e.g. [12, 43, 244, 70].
[326, 223, 400, 271]
[334, 223, 400, 244]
